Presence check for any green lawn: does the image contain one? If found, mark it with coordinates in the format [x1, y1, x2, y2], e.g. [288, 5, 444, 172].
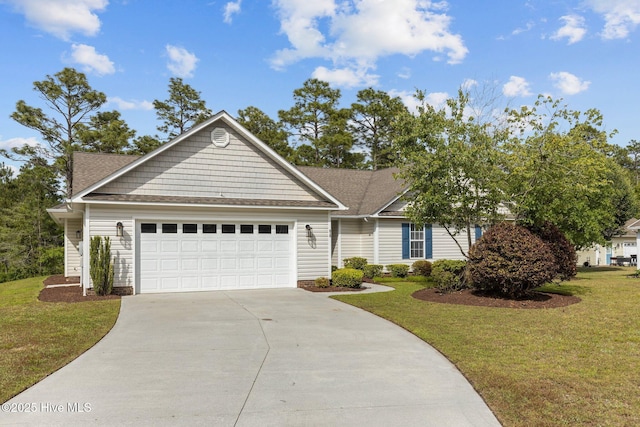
[333, 267, 640, 427]
[0, 277, 121, 403]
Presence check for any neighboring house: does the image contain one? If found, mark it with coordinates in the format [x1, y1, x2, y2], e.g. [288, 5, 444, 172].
[48, 111, 478, 296]
[577, 218, 638, 266]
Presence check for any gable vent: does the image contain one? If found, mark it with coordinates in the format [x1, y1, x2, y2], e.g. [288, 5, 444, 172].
[211, 127, 230, 148]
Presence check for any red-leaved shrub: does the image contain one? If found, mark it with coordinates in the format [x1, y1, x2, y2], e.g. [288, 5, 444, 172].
[467, 222, 556, 298]
[527, 222, 577, 281]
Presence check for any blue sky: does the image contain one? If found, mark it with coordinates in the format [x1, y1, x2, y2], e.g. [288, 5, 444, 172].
[1, 0, 639, 175]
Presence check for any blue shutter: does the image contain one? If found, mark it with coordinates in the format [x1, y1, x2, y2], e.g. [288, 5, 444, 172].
[402, 223, 410, 259]
[425, 224, 433, 259]
[475, 225, 483, 242]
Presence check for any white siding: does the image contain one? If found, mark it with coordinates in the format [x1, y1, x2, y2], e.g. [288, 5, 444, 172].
[97, 123, 322, 202]
[378, 219, 405, 267]
[65, 218, 82, 277]
[377, 219, 476, 268]
[335, 218, 375, 267]
[331, 220, 339, 267]
[86, 204, 330, 289]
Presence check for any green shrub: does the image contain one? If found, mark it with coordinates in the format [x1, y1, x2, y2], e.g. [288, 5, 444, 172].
[332, 268, 364, 288]
[90, 236, 114, 296]
[527, 221, 577, 281]
[411, 260, 432, 276]
[387, 264, 410, 278]
[363, 264, 383, 279]
[331, 265, 338, 272]
[315, 277, 330, 288]
[431, 259, 467, 292]
[343, 257, 368, 270]
[467, 222, 556, 298]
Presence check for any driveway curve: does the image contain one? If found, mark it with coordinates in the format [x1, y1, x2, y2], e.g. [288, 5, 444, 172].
[1, 288, 500, 426]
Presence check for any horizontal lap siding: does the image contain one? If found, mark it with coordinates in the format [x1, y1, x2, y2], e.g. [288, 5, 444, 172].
[65, 218, 82, 277]
[88, 205, 330, 287]
[378, 220, 472, 267]
[378, 219, 406, 267]
[97, 124, 321, 202]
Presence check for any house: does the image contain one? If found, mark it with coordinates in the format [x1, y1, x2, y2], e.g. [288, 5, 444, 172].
[48, 111, 474, 295]
[577, 218, 638, 266]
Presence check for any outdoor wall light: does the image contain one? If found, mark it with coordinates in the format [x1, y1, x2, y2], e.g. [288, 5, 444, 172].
[305, 224, 313, 237]
[116, 221, 124, 237]
[75, 229, 82, 239]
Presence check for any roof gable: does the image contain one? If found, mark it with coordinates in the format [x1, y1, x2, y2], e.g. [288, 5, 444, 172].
[72, 152, 139, 196]
[72, 111, 345, 210]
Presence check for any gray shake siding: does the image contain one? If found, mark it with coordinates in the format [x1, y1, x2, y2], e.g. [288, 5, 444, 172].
[98, 123, 322, 202]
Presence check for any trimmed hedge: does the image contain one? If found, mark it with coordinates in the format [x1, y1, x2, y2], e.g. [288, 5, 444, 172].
[315, 277, 330, 288]
[343, 257, 368, 270]
[332, 268, 364, 288]
[467, 222, 556, 298]
[431, 259, 467, 292]
[412, 260, 432, 277]
[363, 264, 383, 279]
[386, 264, 410, 278]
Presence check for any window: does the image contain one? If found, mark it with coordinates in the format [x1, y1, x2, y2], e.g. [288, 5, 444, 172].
[141, 223, 157, 233]
[410, 223, 424, 258]
[275, 225, 289, 234]
[258, 225, 272, 234]
[183, 224, 197, 234]
[162, 223, 178, 234]
[240, 224, 254, 234]
[203, 224, 217, 234]
[221, 224, 235, 234]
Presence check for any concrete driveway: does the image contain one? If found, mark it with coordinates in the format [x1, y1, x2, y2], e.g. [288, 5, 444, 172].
[1, 288, 500, 426]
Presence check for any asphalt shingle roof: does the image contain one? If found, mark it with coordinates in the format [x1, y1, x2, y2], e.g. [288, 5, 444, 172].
[72, 152, 140, 196]
[297, 166, 406, 216]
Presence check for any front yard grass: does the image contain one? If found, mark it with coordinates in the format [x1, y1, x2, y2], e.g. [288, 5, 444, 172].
[0, 277, 120, 403]
[334, 267, 640, 426]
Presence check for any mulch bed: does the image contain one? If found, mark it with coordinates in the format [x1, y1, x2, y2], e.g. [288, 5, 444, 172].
[299, 284, 368, 293]
[412, 288, 580, 309]
[39, 275, 121, 303]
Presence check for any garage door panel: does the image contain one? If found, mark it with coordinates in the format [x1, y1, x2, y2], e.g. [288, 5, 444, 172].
[139, 221, 294, 293]
[220, 258, 237, 270]
[181, 258, 199, 270]
[161, 241, 179, 252]
[201, 240, 218, 251]
[181, 240, 199, 252]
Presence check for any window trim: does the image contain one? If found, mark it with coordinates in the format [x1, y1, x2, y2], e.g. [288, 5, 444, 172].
[409, 223, 424, 259]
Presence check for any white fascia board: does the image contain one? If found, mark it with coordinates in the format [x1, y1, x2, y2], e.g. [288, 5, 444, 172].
[78, 199, 340, 211]
[71, 111, 347, 211]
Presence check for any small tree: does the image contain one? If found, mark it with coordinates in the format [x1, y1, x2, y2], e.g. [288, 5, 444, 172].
[90, 236, 114, 296]
[467, 222, 556, 298]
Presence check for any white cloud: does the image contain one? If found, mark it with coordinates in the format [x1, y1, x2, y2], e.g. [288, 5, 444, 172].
[388, 89, 421, 113]
[549, 71, 591, 95]
[586, 0, 640, 39]
[271, 0, 467, 87]
[312, 65, 378, 88]
[0, 136, 41, 150]
[5, 0, 108, 40]
[503, 76, 532, 97]
[397, 67, 412, 79]
[423, 91, 449, 109]
[223, 0, 242, 24]
[461, 78, 478, 90]
[70, 43, 114, 76]
[108, 97, 153, 111]
[165, 45, 199, 78]
[5, 164, 19, 177]
[512, 21, 534, 36]
[551, 15, 587, 44]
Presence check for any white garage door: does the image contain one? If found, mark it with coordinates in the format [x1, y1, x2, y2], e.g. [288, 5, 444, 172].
[138, 221, 293, 293]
